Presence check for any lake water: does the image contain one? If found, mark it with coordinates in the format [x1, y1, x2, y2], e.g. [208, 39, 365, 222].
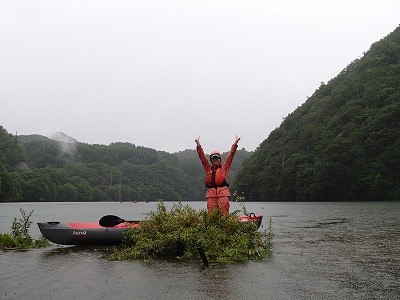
[1, 201, 399, 300]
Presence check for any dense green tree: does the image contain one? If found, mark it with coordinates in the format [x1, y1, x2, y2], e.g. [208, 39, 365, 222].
[0, 162, 22, 201]
[57, 183, 78, 202]
[67, 176, 94, 201]
[0, 126, 26, 167]
[21, 176, 51, 202]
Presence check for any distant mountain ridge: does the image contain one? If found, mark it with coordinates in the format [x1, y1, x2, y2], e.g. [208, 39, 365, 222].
[50, 132, 78, 144]
[17, 134, 51, 144]
[17, 132, 78, 144]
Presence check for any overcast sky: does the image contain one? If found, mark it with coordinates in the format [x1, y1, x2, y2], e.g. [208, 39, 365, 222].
[1, 1, 399, 153]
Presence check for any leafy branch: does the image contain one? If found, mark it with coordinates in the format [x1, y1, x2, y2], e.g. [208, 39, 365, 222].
[0, 208, 50, 250]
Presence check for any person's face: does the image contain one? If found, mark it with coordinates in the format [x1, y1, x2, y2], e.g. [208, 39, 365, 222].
[211, 157, 221, 165]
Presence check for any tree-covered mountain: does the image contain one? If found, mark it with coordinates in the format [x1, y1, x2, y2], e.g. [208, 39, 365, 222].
[233, 26, 400, 202]
[0, 127, 251, 202]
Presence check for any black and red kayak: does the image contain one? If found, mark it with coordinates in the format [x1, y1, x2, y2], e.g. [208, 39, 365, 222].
[38, 214, 263, 246]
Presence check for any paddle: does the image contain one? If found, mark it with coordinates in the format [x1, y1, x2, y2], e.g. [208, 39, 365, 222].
[99, 215, 126, 227]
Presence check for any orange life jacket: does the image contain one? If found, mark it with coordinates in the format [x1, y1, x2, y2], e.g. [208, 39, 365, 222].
[205, 166, 229, 188]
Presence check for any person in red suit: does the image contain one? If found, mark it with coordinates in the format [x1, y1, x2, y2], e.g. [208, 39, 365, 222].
[195, 135, 241, 216]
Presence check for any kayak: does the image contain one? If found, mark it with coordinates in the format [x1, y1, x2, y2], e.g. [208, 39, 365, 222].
[38, 214, 263, 246]
[37, 220, 141, 246]
[238, 213, 263, 229]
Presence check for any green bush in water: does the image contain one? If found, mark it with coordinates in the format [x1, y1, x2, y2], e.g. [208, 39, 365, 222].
[0, 209, 51, 250]
[110, 202, 273, 262]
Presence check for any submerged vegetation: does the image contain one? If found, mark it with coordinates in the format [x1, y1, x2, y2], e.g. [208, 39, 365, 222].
[0, 208, 50, 250]
[110, 201, 273, 262]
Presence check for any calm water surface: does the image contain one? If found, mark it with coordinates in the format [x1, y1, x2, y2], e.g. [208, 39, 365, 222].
[1, 201, 399, 300]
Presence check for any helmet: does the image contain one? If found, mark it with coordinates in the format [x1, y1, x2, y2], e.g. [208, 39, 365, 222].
[209, 150, 221, 161]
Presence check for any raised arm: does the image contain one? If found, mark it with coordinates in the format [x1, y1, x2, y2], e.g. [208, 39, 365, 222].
[222, 135, 240, 173]
[195, 136, 209, 169]
[195, 136, 201, 147]
[234, 134, 241, 145]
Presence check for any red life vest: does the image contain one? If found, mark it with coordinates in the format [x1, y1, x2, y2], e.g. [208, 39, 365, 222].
[205, 166, 229, 188]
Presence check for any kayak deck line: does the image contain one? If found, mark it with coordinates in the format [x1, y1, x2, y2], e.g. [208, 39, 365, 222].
[65, 222, 140, 229]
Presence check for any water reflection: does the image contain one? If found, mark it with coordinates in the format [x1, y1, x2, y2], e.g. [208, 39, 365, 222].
[197, 263, 237, 299]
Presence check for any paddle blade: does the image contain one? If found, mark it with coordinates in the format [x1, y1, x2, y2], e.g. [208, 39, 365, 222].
[99, 215, 125, 227]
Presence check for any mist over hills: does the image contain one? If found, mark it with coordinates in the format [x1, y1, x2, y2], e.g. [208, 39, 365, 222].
[17, 132, 77, 144]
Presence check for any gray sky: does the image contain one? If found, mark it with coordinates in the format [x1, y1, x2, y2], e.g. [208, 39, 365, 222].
[1, 0, 399, 153]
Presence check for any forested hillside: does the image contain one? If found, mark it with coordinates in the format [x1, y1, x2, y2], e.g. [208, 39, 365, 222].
[0, 128, 251, 202]
[233, 26, 400, 202]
